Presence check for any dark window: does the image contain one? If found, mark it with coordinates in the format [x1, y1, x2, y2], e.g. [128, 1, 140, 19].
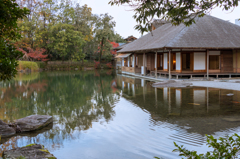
[209, 56, 220, 69]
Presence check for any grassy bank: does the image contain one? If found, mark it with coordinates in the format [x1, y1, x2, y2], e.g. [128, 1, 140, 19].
[17, 61, 39, 71]
[17, 61, 113, 72]
[38, 61, 113, 70]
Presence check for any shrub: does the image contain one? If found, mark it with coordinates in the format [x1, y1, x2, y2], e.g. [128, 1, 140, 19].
[106, 62, 113, 69]
[35, 61, 46, 69]
[170, 133, 240, 159]
[17, 61, 39, 71]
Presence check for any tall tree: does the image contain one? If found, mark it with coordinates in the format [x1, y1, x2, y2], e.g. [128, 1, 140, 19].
[94, 13, 116, 65]
[0, 0, 29, 81]
[73, 4, 96, 61]
[109, 0, 240, 34]
[49, 23, 85, 61]
[112, 33, 125, 43]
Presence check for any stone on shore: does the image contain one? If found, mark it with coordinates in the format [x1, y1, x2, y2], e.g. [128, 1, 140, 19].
[0, 120, 16, 138]
[14, 115, 53, 132]
[152, 80, 192, 88]
[2, 144, 56, 159]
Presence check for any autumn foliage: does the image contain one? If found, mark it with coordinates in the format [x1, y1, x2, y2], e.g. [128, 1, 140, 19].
[15, 43, 49, 61]
[94, 61, 100, 69]
[106, 62, 112, 68]
[110, 41, 119, 55]
[28, 48, 48, 61]
[96, 41, 119, 55]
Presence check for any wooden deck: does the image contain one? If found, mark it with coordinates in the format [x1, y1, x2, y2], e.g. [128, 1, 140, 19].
[150, 70, 240, 79]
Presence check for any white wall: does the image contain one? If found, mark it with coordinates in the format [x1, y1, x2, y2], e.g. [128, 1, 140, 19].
[164, 53, 168, 70]
[194, 52, 206, 70]
[176, 53, 181, 71]
[209, 51, 220, 55]
[132, 55, 135, 67]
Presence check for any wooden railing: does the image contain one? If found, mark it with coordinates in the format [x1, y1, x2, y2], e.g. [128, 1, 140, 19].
[122, 66, 135, 73]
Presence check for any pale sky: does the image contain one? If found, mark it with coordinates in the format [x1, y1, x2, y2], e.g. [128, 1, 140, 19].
[80, 0, 240, 39]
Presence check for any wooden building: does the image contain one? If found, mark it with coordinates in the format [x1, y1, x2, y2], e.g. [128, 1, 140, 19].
[124, 35, 137, 42]
[116, 15, 240, 79]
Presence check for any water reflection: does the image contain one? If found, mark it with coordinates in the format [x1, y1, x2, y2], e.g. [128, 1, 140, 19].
[1, 71, 240, 159]
[117, 75, 240, 145]
[0, 70, 120, 154]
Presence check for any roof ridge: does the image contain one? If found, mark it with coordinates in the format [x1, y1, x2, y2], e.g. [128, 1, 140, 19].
[205, 14, 240, 28]
[165, 23, 189, 48]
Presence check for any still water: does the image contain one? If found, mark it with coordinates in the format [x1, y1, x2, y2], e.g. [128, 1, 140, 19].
[1, 70, 240, 159]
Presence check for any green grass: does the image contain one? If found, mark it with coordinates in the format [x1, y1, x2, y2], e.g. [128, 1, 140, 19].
[17, 61, 39, 71]
[35, 61, 47, 69]
[24, 143, 36, 147]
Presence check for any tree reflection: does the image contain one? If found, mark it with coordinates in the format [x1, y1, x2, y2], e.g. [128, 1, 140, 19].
[0, 70, 119, 151]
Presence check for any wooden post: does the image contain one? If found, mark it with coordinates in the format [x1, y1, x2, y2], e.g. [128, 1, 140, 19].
[132, 54, 135, 67]
[128, 56, 130, 67]
[143, 53, 146, 76]
[169, 50, 171, 79]
[134, 53, 136, 74]
[236, 51, 238, 73]
[207, 50, 209, 80]
[155, 52, 157, 78]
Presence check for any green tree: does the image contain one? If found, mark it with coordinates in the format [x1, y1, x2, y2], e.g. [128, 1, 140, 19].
[94, 13, 116, 65]
[73, 4, 96, 61]
[49, 23, 85, 61]
[113, 33, 125, 43]
[0, 0, 28, 81]
[109, 0, 239, 34]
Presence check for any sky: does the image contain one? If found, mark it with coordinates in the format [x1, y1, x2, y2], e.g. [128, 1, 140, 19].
[80, 0, 240, 39]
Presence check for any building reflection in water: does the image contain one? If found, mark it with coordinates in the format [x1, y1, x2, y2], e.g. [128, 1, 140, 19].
[117, 74, 240, 146]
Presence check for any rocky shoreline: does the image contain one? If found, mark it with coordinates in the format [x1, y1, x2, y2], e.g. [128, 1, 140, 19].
[0, 115, 56, 159]
[2, 144, 56, 159]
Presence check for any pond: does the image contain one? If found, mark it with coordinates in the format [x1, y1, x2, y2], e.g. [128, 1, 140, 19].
[1, 70, 240, 159]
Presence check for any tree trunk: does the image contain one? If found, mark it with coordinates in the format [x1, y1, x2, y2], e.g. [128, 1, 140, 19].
[99, 37, 104, 67]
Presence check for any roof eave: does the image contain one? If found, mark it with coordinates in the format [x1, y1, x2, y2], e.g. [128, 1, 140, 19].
[118, 47, 240, 53]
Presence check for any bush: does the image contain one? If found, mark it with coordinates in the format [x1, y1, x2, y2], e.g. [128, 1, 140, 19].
[35, 61, 46, 69]
[170, 133, 240, 159]
[17, 61, 39, 71]
[106, 62, 113, 69]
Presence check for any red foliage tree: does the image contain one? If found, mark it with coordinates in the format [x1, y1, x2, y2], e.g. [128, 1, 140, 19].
[15, 42, 49, 61]
[110, 41, 119, 55]
[27, 48, 48, 61]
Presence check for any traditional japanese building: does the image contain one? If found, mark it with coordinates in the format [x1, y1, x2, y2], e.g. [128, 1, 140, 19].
[116, 15, 240, 79]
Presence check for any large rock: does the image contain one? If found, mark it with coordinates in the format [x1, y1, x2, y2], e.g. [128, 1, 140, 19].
[14, 115, 53, 132]
[0, 120, 16, 138]
[2, 144, 56, 159]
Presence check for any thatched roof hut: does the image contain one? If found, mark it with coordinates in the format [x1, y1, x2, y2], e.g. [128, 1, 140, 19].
[118, 15, 240, 53]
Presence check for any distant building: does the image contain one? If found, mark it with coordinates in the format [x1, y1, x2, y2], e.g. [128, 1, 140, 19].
[124, 35, 137, 42]
[235, 19, 240, 26]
